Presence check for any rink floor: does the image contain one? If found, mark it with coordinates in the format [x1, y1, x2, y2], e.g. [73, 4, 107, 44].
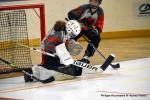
[0, 58, 150, 100]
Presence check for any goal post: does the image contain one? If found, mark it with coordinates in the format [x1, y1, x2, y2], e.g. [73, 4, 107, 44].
[0, 3, 46, 74]
[0, 3, 46, 40]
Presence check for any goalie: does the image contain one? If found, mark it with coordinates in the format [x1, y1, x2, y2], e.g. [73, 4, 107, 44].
[24, 20, 83, 82]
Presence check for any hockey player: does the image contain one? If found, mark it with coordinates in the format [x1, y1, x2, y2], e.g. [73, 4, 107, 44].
[24, 20, 83, 82]
[68, 0, 104, 64]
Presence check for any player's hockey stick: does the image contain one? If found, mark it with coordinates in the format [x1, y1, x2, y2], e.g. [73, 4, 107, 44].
[0, 57, 54, 84]
[82, 35, 120, 69]
[18, 44, 115, 72]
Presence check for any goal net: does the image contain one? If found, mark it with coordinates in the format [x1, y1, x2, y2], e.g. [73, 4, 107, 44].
[0, 3, 46, 74]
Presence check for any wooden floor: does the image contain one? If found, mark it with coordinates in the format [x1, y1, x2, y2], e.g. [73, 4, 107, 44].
[31, 36, 150, 65]
[0, 36, 150, 78]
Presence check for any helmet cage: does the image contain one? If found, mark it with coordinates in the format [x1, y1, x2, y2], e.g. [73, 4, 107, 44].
[65, 20, 81, 39]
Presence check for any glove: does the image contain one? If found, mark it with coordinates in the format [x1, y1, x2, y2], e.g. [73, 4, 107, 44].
[68, 12, 80, 20]
[67, 41, 83, 56]
[80, 17, 94, 27]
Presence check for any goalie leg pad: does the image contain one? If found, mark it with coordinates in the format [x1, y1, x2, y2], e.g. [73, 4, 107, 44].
[32, 65, 55, 81]
[32, 64, 40, 80]
[32, 65, 75, 81]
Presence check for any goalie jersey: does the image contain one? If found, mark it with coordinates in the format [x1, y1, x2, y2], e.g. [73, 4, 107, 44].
[42, 30, 65, 53]
[41, 30, 66, 70]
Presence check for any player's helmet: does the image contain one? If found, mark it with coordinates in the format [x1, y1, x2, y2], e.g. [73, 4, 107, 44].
[65, 20, 81, 38]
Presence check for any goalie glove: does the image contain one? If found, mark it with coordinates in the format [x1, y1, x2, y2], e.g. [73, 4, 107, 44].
[66, 39, 83, 56]
[67, 40, 83, 56]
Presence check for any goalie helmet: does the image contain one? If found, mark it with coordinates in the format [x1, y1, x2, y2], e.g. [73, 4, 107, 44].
[65, 20, 81, 38]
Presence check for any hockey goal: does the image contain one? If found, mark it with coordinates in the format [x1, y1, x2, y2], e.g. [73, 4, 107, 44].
[0, 2, 46, 74]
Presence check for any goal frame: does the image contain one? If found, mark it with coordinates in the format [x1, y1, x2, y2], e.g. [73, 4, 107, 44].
[0, 3, 46, 64]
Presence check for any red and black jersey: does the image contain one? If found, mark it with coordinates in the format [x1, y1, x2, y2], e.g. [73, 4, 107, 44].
[42, 30, 65, 53]
[68, 3, 104, 33]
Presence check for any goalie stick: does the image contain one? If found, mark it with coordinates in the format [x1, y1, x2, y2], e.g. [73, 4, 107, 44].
[0, 57, 54, 84]
[18, 44, 115, 72]
[72, 54, 115, 72]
